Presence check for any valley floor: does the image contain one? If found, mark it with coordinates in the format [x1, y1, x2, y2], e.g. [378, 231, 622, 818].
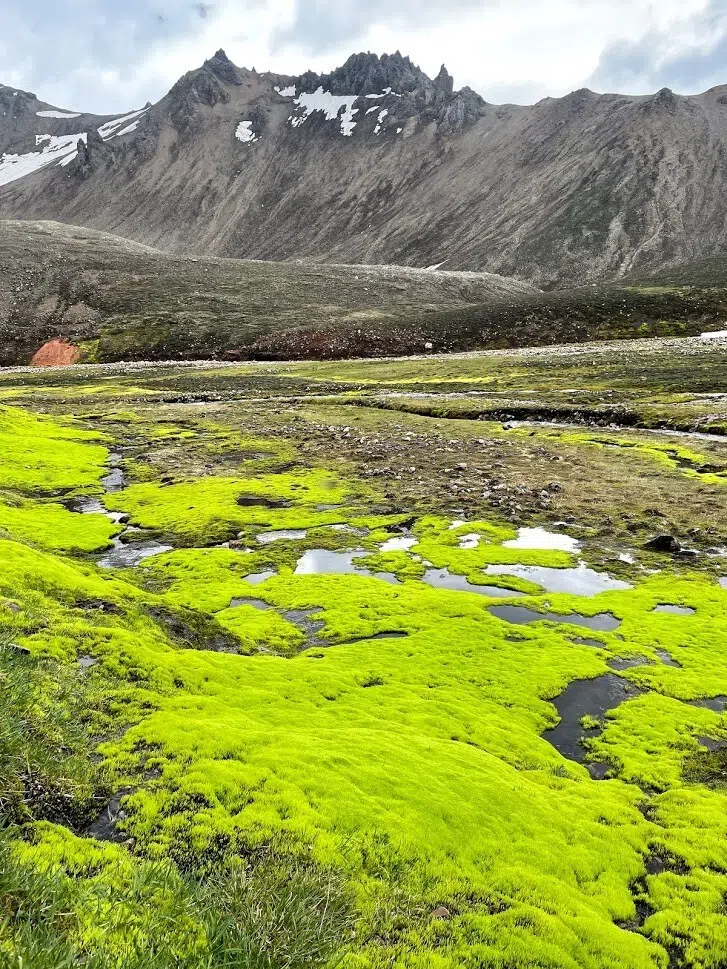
[1, 335, 726, 968]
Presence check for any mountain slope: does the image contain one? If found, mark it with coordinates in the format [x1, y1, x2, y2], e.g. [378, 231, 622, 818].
[2, 220, 725, 366]
[0, 219, 534, 365]
[2, 52, 727, 286]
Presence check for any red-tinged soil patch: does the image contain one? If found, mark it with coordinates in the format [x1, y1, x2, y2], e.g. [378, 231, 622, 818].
[30, 340, 82, 367]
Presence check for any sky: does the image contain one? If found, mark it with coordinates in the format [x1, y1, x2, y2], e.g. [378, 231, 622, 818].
[2, 0, 727, 113]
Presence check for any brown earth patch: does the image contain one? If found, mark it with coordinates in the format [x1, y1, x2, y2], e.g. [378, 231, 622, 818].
[30, 339, 82, 367]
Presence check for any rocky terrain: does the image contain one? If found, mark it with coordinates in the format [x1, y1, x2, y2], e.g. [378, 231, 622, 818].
[2, 51, 727, 285]
[0, 219, 535, 365]
[3, 219, 727, 366]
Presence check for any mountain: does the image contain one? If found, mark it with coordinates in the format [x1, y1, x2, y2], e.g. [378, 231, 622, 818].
[2, 52, 727, 287]
[2, 219, 725, 366]
[0, 219, 534, 365]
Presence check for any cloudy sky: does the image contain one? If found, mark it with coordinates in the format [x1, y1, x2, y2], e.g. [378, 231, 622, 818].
[2, 0, 727, 113]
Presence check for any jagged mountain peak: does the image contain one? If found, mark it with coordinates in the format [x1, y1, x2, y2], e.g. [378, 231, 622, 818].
[2, 51, 727, 289]
[203, 48, 244, 86]
[297, 50, 433, 97]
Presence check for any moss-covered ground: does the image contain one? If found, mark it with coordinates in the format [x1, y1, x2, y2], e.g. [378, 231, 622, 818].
[1, 339, 726, 967]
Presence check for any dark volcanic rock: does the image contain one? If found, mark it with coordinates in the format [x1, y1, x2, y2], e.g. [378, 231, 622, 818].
[205, 49, 243, 86]
[299, 51, 430, 97]
[644, 535, 681, 554]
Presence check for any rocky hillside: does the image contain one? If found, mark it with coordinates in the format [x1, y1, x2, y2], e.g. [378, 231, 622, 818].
[0, 219, 534, 365]
[2, 220, 725, 366]
[2, 52, 727, 286]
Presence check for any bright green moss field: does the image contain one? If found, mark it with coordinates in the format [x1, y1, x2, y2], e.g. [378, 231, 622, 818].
[1, 395, 727, 969]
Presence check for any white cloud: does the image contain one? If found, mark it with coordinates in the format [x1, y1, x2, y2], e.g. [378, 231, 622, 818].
[1, 0, 724, 113]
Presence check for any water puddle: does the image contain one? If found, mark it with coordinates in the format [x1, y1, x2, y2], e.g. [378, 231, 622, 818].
[294, 549, 400, 585]
[329, 523, 369, 537]
[244, 570, 277, 585]
[570, 636, 607, 648]
[78, 655, 99, 669]
[608, 656, 650, 671]
[489, 604, 621, 632]
[458, 534, 481, 550]
[655, 648, 681, 667]
[229, 597, 271, 610]
[236, 496, 290, 508]
[698, 737, 727, 752]
[690, 696, 727, 713]
[543, 674, 641, 774]
[343, 631, 409, 644]
[503, 527, 581, 553]
[652, 604, 696, 616]
[721, 578, 727, 589]
[380, 536, 417, 552]
[282, 608, 326, 644]
[423, 568, 524, 599]
[256, 529, 308, 544]
[486, 563, 631, 596]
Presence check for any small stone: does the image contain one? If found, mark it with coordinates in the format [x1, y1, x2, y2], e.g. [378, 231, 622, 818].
[431, 906, 451, 920]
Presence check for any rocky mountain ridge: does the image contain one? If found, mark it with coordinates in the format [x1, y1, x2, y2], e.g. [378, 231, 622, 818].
[1, 52, 727, 285]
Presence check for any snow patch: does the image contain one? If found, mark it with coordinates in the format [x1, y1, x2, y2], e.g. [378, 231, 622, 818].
[701, 329, 727, 340]
[97, 108, 148, 140]
[274, 84, 296, 97]
[36, 109, 81, 119]
[114, 121, 140, 138]
[235, 120, 258, 143]
[0, 132, 86, 186]
[290, 87, 359, 136]
[374, 108, 388, 135]
[366, 105, 379, 115]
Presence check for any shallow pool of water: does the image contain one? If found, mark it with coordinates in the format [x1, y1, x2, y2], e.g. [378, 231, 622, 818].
[294, 549, 400, 585]
[380, 536, 417, 552]
[236, 496, 290, 508]
[690, 696, 727, 713]
[503, 527, 581, 553]
[229, 597, 271, 610]
[423, 568, 524, 599]
[543, 673, 640, 766]
[488, 604, 621, 632]
[244, 570, 277, 585]
[652, 604, 696, 616]
[486, 563, 631, 596]
[256, 529, 308, 544]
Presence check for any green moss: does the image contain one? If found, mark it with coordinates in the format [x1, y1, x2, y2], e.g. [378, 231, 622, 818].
[215, 605, 306, 656]
[105, 471, 374, 544]
[0, 497, 120, 553]
[0, 405, 108, 493]
[2, 385, 727, 968]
